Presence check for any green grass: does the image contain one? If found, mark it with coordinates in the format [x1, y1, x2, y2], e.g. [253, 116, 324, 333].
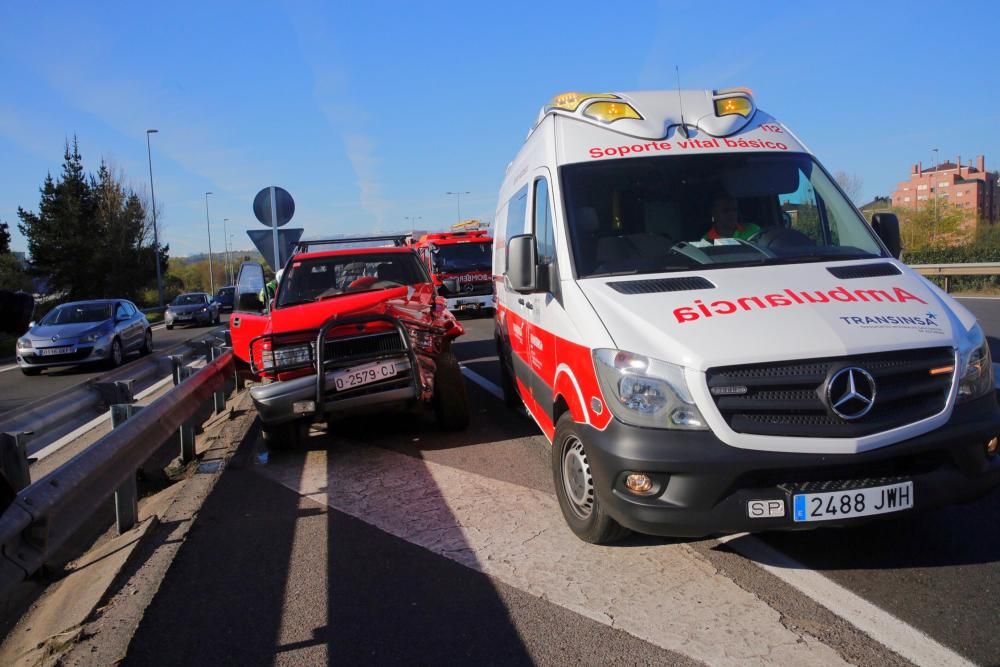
[145, 311, 164, 324]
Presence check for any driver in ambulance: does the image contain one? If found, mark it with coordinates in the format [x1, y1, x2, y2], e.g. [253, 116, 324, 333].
[704, 193, 760, 242]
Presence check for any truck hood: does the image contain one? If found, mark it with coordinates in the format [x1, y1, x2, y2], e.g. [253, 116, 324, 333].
[267, 284, 459, 336]
[578, 261, 975, 372]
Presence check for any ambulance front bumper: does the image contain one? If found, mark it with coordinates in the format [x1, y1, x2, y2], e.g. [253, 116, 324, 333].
[581, 392, 1000, 538]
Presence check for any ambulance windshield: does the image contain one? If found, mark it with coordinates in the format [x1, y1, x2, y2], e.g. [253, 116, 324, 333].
[560, 153, 884, 279]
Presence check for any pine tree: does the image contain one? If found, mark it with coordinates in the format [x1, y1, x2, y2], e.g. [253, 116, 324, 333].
[0, 221, 10, 254]
[16, 138, 168, 302]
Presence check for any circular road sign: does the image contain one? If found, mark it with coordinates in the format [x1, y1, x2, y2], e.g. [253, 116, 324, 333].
[253, 186, 295, 227]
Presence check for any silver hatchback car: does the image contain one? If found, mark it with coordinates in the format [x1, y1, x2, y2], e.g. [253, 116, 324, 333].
[15, 300, 152, 376]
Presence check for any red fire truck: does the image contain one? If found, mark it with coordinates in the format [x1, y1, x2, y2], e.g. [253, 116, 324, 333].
[411, 230, 494, 315]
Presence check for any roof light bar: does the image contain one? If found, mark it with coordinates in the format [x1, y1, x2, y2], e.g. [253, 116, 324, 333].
[545, 92, 618, 113]
[583, 101, 642, 124]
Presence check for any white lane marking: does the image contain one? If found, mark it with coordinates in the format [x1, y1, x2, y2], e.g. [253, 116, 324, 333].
[151, 323, 166, 331]
[716, 533, 974, 667]
[0, 363, 21, 373]
[459, 365, 505, 401]
[954, 296, 1000, 301]
[257, 445, 848, 667]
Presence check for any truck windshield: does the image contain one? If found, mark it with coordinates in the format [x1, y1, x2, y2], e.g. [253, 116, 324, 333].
[431, 242, 492, 273]
[276, 252, 427, 308]
[560, 152, 884, 279]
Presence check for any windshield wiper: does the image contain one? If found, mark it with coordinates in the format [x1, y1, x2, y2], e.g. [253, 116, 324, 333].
[278, 298, 318, 308]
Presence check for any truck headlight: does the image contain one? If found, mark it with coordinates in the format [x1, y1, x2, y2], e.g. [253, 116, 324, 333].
[404, 324, 438, 355]
[958, 324, 993, 403]
[262, 343, 313, 371]
[16, 338, 32, 350]
[593, 349, 707, 429]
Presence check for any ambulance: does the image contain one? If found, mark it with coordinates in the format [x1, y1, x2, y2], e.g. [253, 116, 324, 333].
[412, 230, 494, 314]
[492, 89, 1000, 543]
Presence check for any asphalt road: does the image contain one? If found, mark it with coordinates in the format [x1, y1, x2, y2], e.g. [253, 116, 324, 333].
[0, 314, 231, 417]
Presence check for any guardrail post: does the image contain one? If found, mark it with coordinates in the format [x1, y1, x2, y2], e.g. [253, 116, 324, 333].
[0, 432, 32, 492]
[944, 276, 950, 293]
[179, 419, 196, 463]
[170, 355, 184, 385]
[110, 404, 144, 534]
[95, 380, 135, 407]
[210, 346, 226, 414]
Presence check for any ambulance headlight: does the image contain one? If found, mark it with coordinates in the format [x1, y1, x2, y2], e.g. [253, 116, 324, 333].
[958, 324, 993, 403]
[593, 349, 707, 430]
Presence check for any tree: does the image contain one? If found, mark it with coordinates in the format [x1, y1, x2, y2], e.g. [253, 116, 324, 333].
[16, 139, 168, 302]
[0, 221, 10, 254]
[834, 171, 864, 203]
[896, 198, 969, 251]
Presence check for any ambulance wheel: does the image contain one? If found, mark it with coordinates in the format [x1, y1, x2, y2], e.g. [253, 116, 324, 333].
[261, 420, 303, 450]
[433, 352, 470, 431]
[552, 413, 630, 544]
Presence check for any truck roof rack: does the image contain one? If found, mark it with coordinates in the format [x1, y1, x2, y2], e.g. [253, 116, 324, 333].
[293, 234, 412, 255]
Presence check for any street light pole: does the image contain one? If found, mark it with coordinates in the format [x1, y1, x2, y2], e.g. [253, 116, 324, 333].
[445, 191, 470, 226]
[145, 129, 164, 307]
[931, 148, 940, 238]
[204, 192, 215, 296]
[223, 218, 233, 284]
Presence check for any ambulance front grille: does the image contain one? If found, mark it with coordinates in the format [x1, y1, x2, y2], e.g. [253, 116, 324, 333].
[705, 347, 955, 437]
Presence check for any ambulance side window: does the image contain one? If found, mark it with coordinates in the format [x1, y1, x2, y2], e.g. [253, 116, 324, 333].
[533, 177, 555, 264]
[508, 185, 529, 237]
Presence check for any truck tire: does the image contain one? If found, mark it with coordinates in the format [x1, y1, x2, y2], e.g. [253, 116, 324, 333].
[552, 412, 630, 544]
[261, 420, 303, 450]
[433, 352, 470, 431]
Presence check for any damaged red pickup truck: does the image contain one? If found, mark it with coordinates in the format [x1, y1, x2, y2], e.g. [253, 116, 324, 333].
[230, 236, 469, 447]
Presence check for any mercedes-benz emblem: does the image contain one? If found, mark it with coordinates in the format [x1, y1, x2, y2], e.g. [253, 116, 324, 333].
[51, 335, 59, 342]
[826, 367, 877, 420]
[463, 282, 475, 293]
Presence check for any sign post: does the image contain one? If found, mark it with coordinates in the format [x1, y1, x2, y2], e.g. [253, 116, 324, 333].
[252, 186, 296, 272]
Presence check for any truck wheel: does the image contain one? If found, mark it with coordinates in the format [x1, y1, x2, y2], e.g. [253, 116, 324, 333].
[261, 420, 303, 450]
[433, 352, 470, 431]
[552, 413, 630, 544]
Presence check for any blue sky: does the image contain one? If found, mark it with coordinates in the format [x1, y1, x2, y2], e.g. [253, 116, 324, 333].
[1, 0, 997, 256]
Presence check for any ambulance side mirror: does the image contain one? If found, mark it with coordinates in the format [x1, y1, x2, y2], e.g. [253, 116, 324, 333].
[871, 213, 902, 259]
[506, 234, 538, 293]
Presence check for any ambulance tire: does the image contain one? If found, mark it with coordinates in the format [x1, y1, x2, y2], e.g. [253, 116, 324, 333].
[261, 420, 303, 450]
[433, 352, 470, 431]
[552, 413, 630, 545]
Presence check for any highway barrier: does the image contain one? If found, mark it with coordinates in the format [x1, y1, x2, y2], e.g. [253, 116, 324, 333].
[0, 347, 237, 597]
[910, 262, 1000, 292]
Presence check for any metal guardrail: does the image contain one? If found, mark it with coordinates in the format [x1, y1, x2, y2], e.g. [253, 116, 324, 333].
[0, 348, 237, 596]
[909, 262, 1000, 292]
[0, 333, 229, 468]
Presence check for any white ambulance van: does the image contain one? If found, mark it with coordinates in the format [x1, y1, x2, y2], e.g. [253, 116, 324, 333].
[492, 89, 1000, 543]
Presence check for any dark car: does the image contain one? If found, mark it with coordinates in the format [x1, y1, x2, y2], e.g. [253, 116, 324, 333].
[165, 292, 221, 329]
[16, 299, 152, 375]
[215, 286, 236, 312]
